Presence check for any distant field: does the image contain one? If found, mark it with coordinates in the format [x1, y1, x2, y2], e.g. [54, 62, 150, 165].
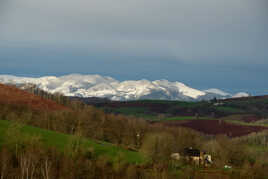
[159, 119, 268, 137]
[164, 116, 211, 121]
[99, 100, 213, 120]
[225, 120, 268, 128]
[102, 107, 157, 119]
[123, 100, 208, 108]
[215, 106, 244, 113]
[0, 120, 147, 164]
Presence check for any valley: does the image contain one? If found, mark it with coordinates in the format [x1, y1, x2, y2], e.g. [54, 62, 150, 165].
[0, 82, 268, 178]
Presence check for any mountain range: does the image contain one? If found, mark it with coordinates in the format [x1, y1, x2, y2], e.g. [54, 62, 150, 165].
[0, 74, 249, 101]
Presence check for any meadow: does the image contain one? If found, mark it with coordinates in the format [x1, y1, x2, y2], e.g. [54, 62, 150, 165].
[0, 119, 146, 164]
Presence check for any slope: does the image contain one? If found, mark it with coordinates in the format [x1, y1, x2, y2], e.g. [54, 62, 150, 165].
[0, 83, 69, 111]
[0, 119, 146, 164]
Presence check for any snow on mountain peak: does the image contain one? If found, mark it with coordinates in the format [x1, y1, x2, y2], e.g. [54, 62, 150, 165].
[232, 92, 250, 98]
[204, 88, 231, 96]
[0, 74, 248, 101]
[152, 80, 205, 99]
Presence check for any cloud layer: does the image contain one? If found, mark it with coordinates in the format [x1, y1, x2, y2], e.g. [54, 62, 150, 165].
[1, 0, 267, 63]
[0, 0, 267, 95]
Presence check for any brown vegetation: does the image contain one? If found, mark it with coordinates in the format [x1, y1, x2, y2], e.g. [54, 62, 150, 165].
[241, 115, 261, 123]
[0, 83, 69, 111]
[161, 120, 268, 137]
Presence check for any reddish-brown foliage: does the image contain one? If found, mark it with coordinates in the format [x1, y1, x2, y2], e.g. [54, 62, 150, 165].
[241, 115, 261, 123]
[161, 120, 268, 137]
[0, 83, 69, 111]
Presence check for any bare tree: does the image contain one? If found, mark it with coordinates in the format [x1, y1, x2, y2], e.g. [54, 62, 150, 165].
[41, 158, 51, 179]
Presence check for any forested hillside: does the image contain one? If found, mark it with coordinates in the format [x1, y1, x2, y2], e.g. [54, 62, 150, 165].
[1, 84, 268, 178]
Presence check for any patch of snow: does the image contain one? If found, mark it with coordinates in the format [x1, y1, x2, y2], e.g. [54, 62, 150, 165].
[204, 88, 231, 96]
[232, 92, 250, 98]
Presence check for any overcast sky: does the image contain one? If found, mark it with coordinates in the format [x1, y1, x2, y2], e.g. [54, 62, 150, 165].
[0, 0, 267, 94]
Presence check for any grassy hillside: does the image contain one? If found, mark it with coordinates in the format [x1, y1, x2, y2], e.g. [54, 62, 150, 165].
[1, 84, 268, 178]
[0, 119, 146, 164]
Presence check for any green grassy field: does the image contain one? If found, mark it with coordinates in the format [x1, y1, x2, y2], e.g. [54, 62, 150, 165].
[111, 107, 150, 116]
[0, 119, 147, 164]
[130, 100, 207, 107]
[103, 107, 156, 119]
[215, 106, 245, 113]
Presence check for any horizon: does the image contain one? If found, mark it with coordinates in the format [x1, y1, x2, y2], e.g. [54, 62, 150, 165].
[0, 73, 266, 96]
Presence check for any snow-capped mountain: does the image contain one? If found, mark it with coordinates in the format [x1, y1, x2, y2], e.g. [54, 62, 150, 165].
[0, 74, 249, 101]
[204, 88, 231, 97]
[232, 92, 250, 98]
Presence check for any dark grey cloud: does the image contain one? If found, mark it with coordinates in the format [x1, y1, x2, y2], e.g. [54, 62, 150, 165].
[0, 45, 267, 95]
[1, 0, 267, 63]
[0, 0, 267, 94]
